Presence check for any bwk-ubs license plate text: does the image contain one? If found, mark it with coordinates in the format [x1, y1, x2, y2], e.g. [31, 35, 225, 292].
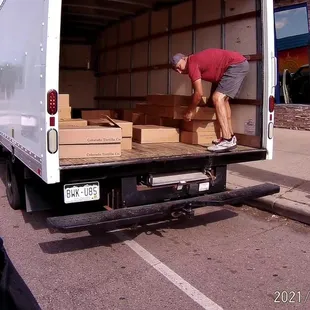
[64, 182, 100, 204]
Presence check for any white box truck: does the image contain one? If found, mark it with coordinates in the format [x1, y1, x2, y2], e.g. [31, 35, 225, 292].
[0, 0, 279, 232]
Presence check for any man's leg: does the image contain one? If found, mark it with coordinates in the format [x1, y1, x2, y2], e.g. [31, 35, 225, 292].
[206, 82, 218, 107]
[207, 91, 237, 152]
[225, 97, 234, 137]
[212, 96, 236, 145]
[208, 61, 249, 152]
[212, 91, 231, 140]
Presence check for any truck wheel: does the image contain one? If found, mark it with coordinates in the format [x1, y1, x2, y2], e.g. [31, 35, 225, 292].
[6, 159, 25, 210]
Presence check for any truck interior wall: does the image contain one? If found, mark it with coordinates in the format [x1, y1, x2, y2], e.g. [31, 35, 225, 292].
[59, 44, 97, 109]
[95, 0, 262, 148]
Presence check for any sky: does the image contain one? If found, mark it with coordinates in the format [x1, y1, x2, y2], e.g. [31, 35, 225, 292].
[275, 6, 309, 39]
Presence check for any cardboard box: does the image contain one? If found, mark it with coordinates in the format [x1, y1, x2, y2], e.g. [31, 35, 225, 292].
[181, 120, 220, 132]
[133, 125, 180, 143]
[180, 131, 219, 145]
[135, 101, 216, 120]
[123, 110, 133, 122]
[134, 103, 158, 115]
[88, 119, 133, 137]
[132, 113, 146, 125]
[134, 95, 214, 121]
[59, 94, 70, 108]
[145, 115, 181, 128]
[81, 110, 114, 120]
[59, 144, 121, 159]
[160, 117, 181, 128]
[121, 137, 133, 150]
[59, 123, 122, 145]
[123, 110, 146, 125]
[87, 119, 106, 126]
[147, 94, 207, 107]
[113, 119, 132, 137]
[160, 106, 216, 120]
[59, 107, 72, 119]
[145, 115, 161, 126]
[134, 103, 148, 113]
[59, 119, 88, 128]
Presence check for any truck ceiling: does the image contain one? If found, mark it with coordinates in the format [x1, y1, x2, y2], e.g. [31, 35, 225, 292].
[61, 0, 186, 42]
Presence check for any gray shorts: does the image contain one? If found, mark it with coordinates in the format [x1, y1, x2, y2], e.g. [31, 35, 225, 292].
[215, 60, 249, 99]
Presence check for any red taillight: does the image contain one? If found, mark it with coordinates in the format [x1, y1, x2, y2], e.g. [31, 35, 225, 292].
[47, 89, 58, 115]
[50, 117, 55, 126]
[269, 95, 275, 113]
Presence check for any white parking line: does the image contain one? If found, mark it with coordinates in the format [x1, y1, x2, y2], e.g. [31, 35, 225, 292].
[115, 232, 224, 310]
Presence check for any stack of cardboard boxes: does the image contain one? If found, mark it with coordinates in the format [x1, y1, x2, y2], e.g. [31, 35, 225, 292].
[122, 94, 220, 145]
[59, 94, 88, 128]
[181, 120, 221, 144]
[59, 123, 122, 159]
[58, 95, 122, 159]
[58, 93, 221, 159]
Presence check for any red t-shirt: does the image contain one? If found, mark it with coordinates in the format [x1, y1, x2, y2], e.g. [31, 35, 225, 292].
[188, 49, 246, 83]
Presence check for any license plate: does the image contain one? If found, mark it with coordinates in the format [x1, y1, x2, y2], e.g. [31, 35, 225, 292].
[64, 182, 100, 204]
[199, 182, 210, 192]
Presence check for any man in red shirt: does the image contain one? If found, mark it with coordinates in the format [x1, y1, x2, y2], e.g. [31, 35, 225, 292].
[170, 48, 249, 153]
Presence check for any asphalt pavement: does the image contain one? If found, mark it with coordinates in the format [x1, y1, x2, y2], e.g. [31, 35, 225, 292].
[1, 166, 310, 310]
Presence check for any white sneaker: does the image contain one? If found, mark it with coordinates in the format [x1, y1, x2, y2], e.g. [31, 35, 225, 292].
[208, 137, 237, 153]
[212, 135, 237, 145]
[212, 137, 224, 145]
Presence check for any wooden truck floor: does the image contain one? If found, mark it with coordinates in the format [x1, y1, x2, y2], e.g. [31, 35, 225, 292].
[59, 142, 261, 168]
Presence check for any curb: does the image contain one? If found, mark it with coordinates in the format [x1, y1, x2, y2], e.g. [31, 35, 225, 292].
[227, 184, 310, 226]
[246, 197, 310, 226]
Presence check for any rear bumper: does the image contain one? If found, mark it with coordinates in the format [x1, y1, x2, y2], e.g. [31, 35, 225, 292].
[47, 183, 280, 233]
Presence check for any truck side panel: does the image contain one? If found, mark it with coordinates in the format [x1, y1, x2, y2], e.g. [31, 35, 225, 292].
[0, 0, 61, 183]
[0, 0, 45, 175]
[43, 0, 62, 184]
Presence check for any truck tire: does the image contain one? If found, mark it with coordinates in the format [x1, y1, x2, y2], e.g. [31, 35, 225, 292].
[5, 158, 25, 210]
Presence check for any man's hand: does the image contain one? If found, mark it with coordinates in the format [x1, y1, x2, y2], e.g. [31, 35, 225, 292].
[184, 109, 194, 122]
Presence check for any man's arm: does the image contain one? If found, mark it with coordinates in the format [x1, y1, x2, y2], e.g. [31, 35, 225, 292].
[188, 79, 203, 111]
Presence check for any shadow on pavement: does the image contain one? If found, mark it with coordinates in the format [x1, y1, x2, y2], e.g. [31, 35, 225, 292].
[21, 211, 54, 231]
[0, 238, 41, 310]
[229, 163, 310, 193]
[38, 208, 238, 254]
[0, 157, 239, 255]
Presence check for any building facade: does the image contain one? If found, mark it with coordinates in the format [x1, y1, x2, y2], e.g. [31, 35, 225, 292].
[273, 0, 310, 130]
